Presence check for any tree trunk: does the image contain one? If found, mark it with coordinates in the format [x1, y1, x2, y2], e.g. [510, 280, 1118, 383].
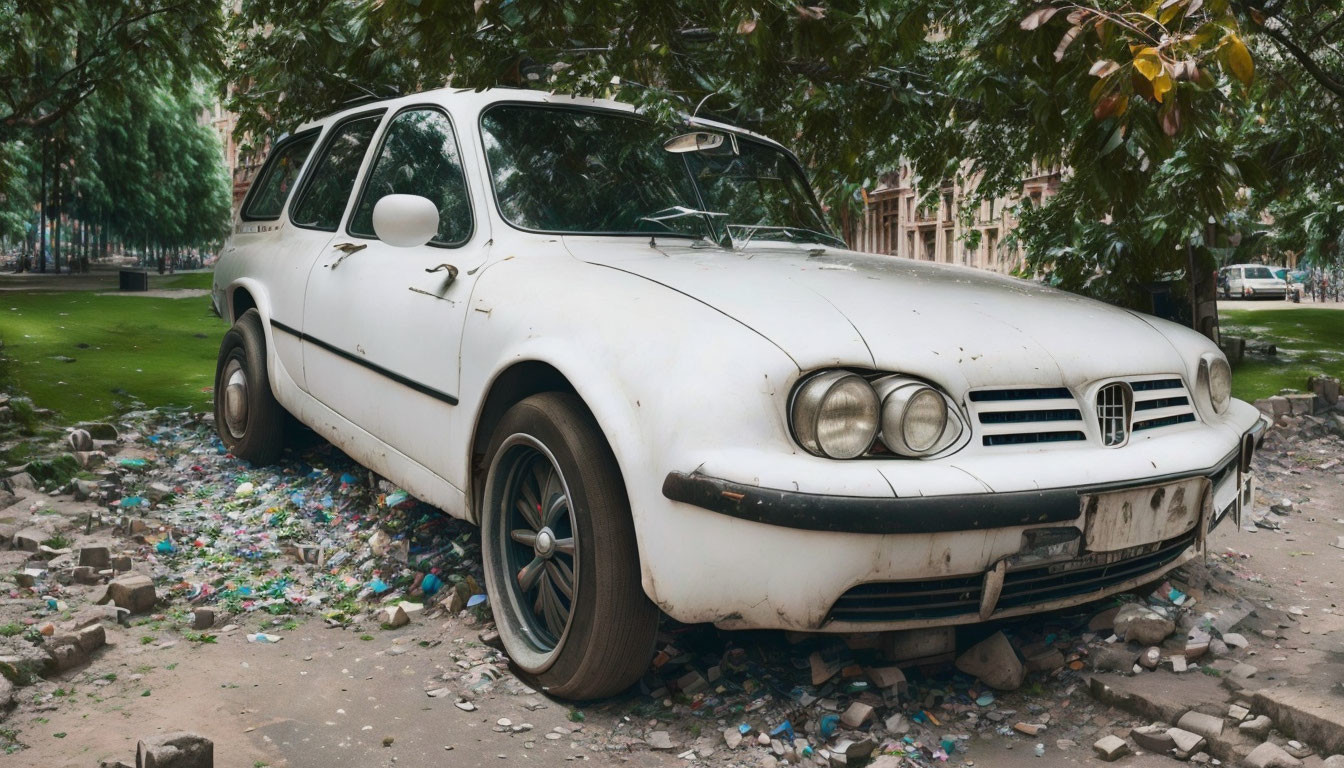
[52, 159, 62, 274]
[37, 136, 46, 273]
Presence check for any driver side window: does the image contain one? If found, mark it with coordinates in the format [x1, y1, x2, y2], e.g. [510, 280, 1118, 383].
[349, 108, 473, 246]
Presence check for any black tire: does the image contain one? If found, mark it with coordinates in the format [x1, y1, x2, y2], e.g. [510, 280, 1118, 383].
[213, 309, 286, 465]
[480, 392, 658, 700]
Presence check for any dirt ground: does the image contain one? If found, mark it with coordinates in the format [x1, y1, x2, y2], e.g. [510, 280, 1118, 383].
[4, 409, 1343, 768]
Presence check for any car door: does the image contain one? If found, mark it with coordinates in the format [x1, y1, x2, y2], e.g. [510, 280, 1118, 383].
[263, 110, 385, 392]
[228, 128, 322, 390]
[301, 105, 488, 481]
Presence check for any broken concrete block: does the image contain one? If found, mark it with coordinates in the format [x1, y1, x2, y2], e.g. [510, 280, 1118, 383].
[1130, 724, 1176, 752]
[79, 546, 111, 569]
[840, 701, 874, 728]
[192, 608, 214, 631]
[74, 624, 106, 654]
[75, 422, 118, 441]
[1229, 704, 1251, 721]
[68, 429, 93, 452]
[1090, 645, 1139, 673]
[1024, 647, 1065, 673]
[1231, 662, 1259, 680]
[1093, 735, 1130, 761]
[1177, 711, 1224, 738]
[646, 731, 676, 750]
[381, 604, 409, 629]
[1251, 688, 1344, 757]
[111, 555, 132, 572]
[1113, 603, 1175, 645]
[722, 728, 742, 750]
[136, 731, 213, 768]
[1243, 741, 1303, 768]
[864, 666, 907, 693]
[1223, 632, 1249, 649]
[1171, 654, 1188, 672]
[953, 631, 1024, 691]
[1088, 606, 1121, 632]
[71, 566, 99, 585]
[73, 450, 106, 470]
[1167, 728, 1206, 756]
[145, 482, 175, 503]
[100, 573, 157, 614]
[13, 528, 47, 552]
[1239, 716, 1272, 739]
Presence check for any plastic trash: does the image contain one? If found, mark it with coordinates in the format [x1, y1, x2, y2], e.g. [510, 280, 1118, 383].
[976, 693, 995, 707]
[769, 720, 794, 743]
[155, 539, 175, 553]
[420, 573, 443, 595]
[1034, 743, 1046, 757]
[235, 481, 255, 497]
[819, 714, 839, 739]
[247, 633, 282, 643]
[466, 593, 487, 608]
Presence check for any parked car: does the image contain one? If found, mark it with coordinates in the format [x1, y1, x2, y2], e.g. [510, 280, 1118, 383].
[1220, 264, 1288, 299]
[212, 88, 1269, 699]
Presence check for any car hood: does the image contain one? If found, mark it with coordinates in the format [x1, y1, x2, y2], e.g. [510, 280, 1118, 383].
[566, 238, 1189, 393]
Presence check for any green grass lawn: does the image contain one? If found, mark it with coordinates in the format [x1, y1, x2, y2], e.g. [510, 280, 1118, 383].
[0, 289, 223, 422]
[153, 271, 214, 290]
[1219, 307, 1344, 401]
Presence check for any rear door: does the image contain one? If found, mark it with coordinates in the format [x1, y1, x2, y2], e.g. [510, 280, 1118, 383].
[300, 105, 488, 481]
[228, 129, 321, 390]
[268, 109, 385, 391]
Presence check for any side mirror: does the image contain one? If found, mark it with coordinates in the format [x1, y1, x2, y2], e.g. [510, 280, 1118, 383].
[372, 194, 440, 248]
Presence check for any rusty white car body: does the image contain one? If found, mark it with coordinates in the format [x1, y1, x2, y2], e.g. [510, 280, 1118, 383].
[212, 87, 1267, 697]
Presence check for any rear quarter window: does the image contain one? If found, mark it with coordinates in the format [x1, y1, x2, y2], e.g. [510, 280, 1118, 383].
[241, 131, 319, 221]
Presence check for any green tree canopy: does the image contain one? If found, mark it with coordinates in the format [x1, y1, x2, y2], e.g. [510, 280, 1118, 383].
[222, 1, 1343, 306]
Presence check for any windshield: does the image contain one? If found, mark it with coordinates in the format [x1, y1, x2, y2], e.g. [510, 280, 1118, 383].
[1243, 266, 1274, 279]
[479, 104, 840, 246]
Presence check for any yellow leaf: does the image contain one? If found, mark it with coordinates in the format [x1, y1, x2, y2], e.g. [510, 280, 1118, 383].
[1133, 48, 1163, 81]
[1152, 70, 1173, 102]
[1115, 94, 1130, 116]
[1224, 32, 1254, 85]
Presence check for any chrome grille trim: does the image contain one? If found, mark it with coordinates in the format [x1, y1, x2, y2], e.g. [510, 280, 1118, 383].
[1096, 382, 1133, 447]
[969, 387, 1086, 447]
[1126, 377, 1197, 435]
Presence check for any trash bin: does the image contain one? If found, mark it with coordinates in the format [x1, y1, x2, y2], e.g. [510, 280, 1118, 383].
[119, 269, 149, 291]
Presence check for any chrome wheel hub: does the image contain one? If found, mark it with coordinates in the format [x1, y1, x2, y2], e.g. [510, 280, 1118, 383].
[492, 439, 579, 659]
[223, 361, 249, 439]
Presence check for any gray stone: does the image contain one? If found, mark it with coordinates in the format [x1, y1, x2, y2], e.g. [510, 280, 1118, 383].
[1114, 603, 1176, 645]
[1243, 741, 1303, 768]
[1177, 711, 1225, 739]
[1252, 688, 1344, 757]
[1232, 662, 1259, 679]
[71, 566, 99, 585]
[1130, 724, 1176, 752]
[136, 731, 213, 768]
[954, 631, 1024, 691]
[101, 572, 157, 614]
[13, 528, 48, 552]
[1167, 727, 1206, 756]
[840, 701, 874, 728]
[1240, 716, 1273, 738]
[722, 728, 742, 750]
[1090, 645, 1139, 673]
[192, 608, 215, 630]
[1140, 646, 1161, 669]
[1223, 632, 1249, 649]
[67, 429, 93, 452]
[1320, 755, 1344, 768]
[1229, 704, 1251, 721]
[145, 482, 175, 503]
[1093, 735, 1130, 761]
[73, 451, 106, 470]
[647, 731, 676, 750]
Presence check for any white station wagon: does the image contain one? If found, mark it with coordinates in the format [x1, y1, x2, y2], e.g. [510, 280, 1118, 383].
[213, 88, 1269, 699]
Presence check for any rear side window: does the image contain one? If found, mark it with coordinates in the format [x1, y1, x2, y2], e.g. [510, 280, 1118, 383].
[241, 133, 318, 220]
[290, 113, 383, 231]
[349, 108, 473, 246]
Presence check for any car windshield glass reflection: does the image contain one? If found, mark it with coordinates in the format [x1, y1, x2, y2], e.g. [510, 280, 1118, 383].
[480, 105, 842, 247]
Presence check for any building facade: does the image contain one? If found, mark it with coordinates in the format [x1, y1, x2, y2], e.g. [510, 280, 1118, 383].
[855, 164, 1062, 274]
[200, 100, 264, 211]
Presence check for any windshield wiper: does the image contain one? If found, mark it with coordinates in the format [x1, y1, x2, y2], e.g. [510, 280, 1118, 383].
[724, 223, 846, 250]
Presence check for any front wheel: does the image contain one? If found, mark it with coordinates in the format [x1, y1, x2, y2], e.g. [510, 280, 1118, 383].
[213, 309, 286, 465]
[480, 393, 658, 699]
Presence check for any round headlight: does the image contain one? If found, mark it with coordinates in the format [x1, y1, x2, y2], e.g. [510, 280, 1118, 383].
[1207, 356, 1231, 414]
[791, 372, 880, 459]
[878, 380, 950, 456]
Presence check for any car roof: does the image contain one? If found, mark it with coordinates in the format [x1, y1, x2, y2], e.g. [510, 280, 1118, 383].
[289, 86, 789, 152]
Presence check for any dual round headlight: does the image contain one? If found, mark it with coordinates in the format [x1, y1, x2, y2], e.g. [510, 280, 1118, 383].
[791, 372, 957, 459]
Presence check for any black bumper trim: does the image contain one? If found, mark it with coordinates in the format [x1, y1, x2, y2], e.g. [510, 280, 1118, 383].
[662, 449, 1240, 535]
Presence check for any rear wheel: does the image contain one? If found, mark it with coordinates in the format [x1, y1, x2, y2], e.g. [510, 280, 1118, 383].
[480, 392, 657, 699]
[213, 309, 286, 465]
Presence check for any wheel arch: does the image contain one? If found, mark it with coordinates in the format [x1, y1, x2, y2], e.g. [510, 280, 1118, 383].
[468, 360, 582, 522]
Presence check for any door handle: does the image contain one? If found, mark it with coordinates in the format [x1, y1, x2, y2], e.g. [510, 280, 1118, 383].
[425, 263, 459, 288]
[327, 242, 367, 269]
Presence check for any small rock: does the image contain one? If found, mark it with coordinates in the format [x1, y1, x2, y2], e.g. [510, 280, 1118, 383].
[1171, 655, 1188, 673]
[381, 604, 409, 629]
[1140, 646, 1161, 669]
[1283, 741, 1312, 759]
[136, 731, 212, 768]
[1243, 741, 1303, 768]
[647, 731, 676, 750]
[1222, 632, 1249, 649]
[1093, 735, 1129, 762]
[453, 700, 476, 712]
[1091, 646, 1139, 673]
[722, 728, 742, 750]
[68, 429, 93, 452]
[841, 701, 874, 728]
[192, 608, 215, 630]
[1231, 662, 1258, 679]
[1014, 722, 1046, 736]
[1166, 727, 1206, 756]
[884, 713, 910, 734]
[1114, 603, 1176, 645]
[954, 631, 1024, 691]
[1239, 716, 1272, 738]
[1228, 704, 1250, 721]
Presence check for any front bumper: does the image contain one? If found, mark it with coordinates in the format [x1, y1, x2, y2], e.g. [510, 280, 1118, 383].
[649, 415, 1267, 631]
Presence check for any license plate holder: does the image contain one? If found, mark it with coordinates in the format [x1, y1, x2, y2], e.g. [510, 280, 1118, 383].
[1081, 477, 1209, 553]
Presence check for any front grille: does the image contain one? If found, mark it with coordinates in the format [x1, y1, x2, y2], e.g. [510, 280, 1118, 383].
[1096, 382, 1133, 446]
[826, 528, 1196, 624]
[1126, 377, 1198, 434]
[970, 387, 1086, 447]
